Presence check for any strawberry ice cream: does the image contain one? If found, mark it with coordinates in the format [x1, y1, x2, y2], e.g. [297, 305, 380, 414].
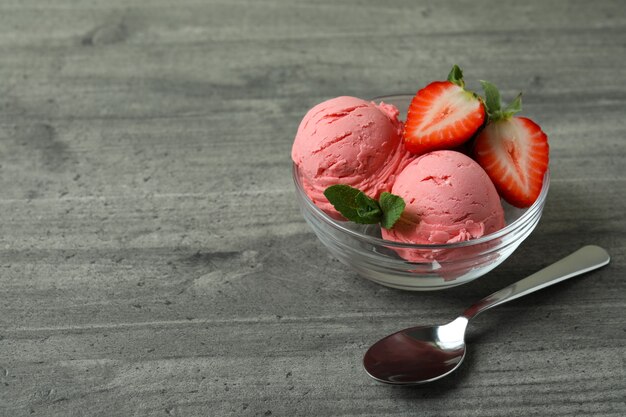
[382, 150, 505, 247]
[291, 96, 412, 217]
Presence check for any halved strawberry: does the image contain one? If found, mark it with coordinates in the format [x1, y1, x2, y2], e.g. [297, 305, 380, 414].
[403, 65, 485, 155]
[474, 81, 549, 208]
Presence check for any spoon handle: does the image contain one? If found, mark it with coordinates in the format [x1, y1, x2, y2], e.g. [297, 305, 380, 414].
[462, 245, 610, 320]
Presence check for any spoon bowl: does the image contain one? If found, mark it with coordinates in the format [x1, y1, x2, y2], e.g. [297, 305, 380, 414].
[363, 246, 610, 385]
[364, 317, 468, 384]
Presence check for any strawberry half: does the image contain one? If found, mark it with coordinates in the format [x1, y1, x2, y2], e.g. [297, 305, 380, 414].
[474, 81, 549, 208]
[403, 65, 485, 155]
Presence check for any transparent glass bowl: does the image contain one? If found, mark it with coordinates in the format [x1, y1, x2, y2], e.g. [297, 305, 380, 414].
[292, 94, 550, 290]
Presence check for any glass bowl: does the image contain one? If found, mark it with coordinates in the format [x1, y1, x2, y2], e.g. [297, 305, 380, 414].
[292, 94, 550, 290]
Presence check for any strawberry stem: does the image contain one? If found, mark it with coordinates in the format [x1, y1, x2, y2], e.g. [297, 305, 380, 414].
[447, 65, 465, 88]
[480, 80, 523, 122]
[504, 92, 523, 115]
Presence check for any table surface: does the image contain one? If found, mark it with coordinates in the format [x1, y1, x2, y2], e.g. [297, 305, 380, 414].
[1, 1, 625, 416]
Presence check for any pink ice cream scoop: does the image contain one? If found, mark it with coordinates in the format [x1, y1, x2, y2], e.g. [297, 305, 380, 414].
[382, 150, 505, 247]
[292, 96, 412, 217]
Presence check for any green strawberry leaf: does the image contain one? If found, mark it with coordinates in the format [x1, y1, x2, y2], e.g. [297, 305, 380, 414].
[379, 192, 406, 229]
[480, 80, 502, 117]
[447, 65, 465, 88]
[480, 81, 523, 122]
[324, 185, 381, 224]
[503, 92, 523, 117]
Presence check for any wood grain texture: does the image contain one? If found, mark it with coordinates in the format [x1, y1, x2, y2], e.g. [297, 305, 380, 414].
[0, 0, 625, 416]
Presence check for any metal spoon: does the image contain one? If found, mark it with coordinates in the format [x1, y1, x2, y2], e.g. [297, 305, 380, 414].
[363, 245, 611, 385]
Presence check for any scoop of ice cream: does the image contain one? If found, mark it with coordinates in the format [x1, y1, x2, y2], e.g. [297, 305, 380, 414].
[382, 150, 505, 246]
[292, 96, 412, 217]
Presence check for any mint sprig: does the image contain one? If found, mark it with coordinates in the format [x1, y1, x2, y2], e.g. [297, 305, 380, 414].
[323, 185, 405, 229]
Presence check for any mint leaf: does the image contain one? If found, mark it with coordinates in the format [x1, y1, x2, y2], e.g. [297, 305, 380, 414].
[355, 192, 382, 223]
[447, 65, 465, 88]
[324, 185, 381, 224]
[379, 192, 406, 229]
[323, 184, 361, 220]
[324, 185, 405, 229]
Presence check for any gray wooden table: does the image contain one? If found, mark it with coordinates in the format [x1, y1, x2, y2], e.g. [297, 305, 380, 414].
[1, 1, 625, 416]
